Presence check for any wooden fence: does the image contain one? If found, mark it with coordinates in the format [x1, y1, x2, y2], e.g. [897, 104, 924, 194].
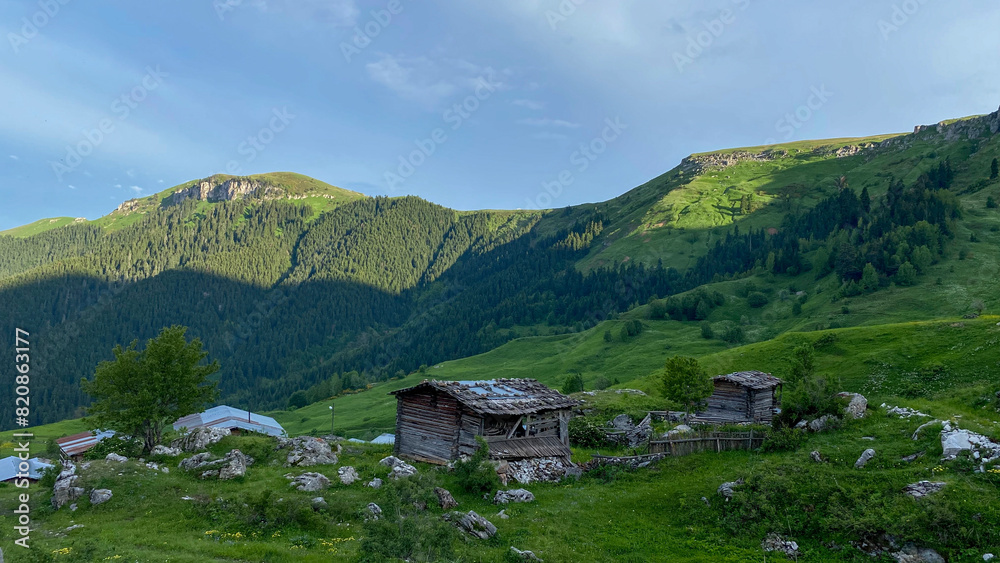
[648, 431, 763, 457]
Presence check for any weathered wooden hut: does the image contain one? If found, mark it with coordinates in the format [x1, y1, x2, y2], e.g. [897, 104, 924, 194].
[391, 379, 579, 465]
[695, 371, 783, 424]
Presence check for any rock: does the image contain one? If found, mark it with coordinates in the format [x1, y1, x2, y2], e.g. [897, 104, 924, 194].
[171, 426, 231, 452]
[717, 478, 743, 501]
[890, 544, 945, 563]
[69, 504, 77, 511]
[903, 481, 946, 499]
[809, 414, 840, 432]
[494, 489, 535, 504]
[940, 423, 1000, 462]
[379, 455, 417, 479]
[838, 392, 868, 419]
[90, 489, 113, 506]
[901, 452, 924, 463]
[366, 477, 383, 489]
[510, 546, 543, 561]
[64, 524, 84, 532]
[201, 470, 219, 479]
[366, 502, 382, 520]
[504, 457, 574, 484]
[883, 403, 931, 419]
[810, 451, 823, 463]
[218, 450, 250, 480]
[105, 453, 128, 463]
[855, 448, 876, 469]
[179, 452, 214, 471]
[311, 497, 327, 510]
[983, 554, 995, 561]
[145, 462, 160, 471]
[795, 420, 809, 430]
[435, 487, 458, 510]
[449, 510, 497, 539]
[912, 420, 941, 440]
[665, 424, 693, 438]
[497, 509, 509, 519]
[276, 436, 339, 467]
[288, 472, 330, 492]
[151, 445, 182, 456]
[51, 470, 85, 510]
[337, 466, 359, 485]
[761, 533, 799, 558]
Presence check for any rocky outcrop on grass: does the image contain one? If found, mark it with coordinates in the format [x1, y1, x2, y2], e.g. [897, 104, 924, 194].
[379, 455, 417, 479]
[287, 472, 330, 492]
[171, 427, 231, 452]
[277, 436, 339, 467]
[494, 489, 535, 504]
[447, 510, 497, 539]
[178, 449, 253, 480]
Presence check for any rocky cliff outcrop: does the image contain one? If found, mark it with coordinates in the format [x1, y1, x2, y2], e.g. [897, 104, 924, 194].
[167, 177, 286, 206]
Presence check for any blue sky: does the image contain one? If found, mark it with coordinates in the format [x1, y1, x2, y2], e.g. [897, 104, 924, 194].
[1, 0, 999, 230]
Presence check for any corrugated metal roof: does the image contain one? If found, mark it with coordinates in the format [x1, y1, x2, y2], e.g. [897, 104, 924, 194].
[713, 371, 783, 390]
[173, 405, 286, 437]
[370, 433, 396, 445]
[391, 379, 579, 416]
[56, 430, 116, 457]
[0, 457, 53, 481]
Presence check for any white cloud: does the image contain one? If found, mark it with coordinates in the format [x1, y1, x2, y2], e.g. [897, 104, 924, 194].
[129, 185, 143, 193]
[8, 155, 18, 160]
[126, 169, 136, 178]
[114, 184, 122, 188]
[252, 0, 358, 27]
[512, 99, 544, 110]
[517, 118, 580, 128]
[366, 54, 505, 107]
[68, 185, 76, 189]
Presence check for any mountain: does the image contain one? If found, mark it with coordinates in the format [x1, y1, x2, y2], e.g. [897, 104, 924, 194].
[1, 105, 999, 428]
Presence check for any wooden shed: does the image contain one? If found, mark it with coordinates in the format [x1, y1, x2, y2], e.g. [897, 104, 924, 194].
[695, 371, 783, 424]
[390, 379, 579, 465]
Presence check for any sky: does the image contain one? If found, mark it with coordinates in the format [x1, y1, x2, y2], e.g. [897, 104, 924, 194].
[1, 0, 999, 231]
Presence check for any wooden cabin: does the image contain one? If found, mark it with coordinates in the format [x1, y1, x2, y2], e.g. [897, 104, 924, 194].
[695, 371, 783, 424]
[391, 379, 579, 465]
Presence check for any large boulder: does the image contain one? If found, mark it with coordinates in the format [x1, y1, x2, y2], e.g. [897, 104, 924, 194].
[838, 392, 868, 419]
[366, 477, 383, 489]
[218, 450, 250, 480]
[179, 452, 213, 471]
[379, 455, 417, 479]
[448, 510, 497, 539]
[151, 445, 182, 457]
[90, 489, 113, 506]
[762, 533, 799, 558]
[277, 436, 339, 467]
[288, 472, 330, 492]
[665, 424, 693, 438]
[809, 414, 840, 432]
[51, 473, 85, 510]
[435, 487, 458, 510]
[179, 450, 253, 479]
[494, 489, 535, 504]
[105, 453, 128, 463]
[366, 502, 382, 520]
[171, 427, 231, 452]
[338, 466, 359, 485]
[902, 481, 946, 499]
[855, 449, 876, 469]
[940, 421, 1000, 464]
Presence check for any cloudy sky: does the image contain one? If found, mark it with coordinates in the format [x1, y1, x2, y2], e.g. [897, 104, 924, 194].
[1, 0, 998, 230]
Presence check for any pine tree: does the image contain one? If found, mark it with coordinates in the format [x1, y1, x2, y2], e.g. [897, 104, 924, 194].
[991, 158, 998, 180]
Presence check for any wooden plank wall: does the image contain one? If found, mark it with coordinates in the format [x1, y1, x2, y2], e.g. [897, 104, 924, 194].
[705, 382, 749, 417]
[648, 431, 764, 456]
[394, 390, 460, 464]
[457, 411, 484, 458]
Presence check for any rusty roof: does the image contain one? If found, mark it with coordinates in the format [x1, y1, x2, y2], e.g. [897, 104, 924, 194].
[56, 430, 116, 457]
[391, 379, 579, 415]
[713, 371, 783, 390]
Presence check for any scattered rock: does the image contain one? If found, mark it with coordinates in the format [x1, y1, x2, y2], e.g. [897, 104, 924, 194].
[890, 544, 945, 563]
[761, 533, 799, 558]
[218, 450, 250, 480]
[983, 554, 995, 561]
[448, 510, 497, 539]
[366, 477, 383, 489]
[151, 445, 182, 456]
[179, 452, 214, 471]
[795, 420, 809, 430]
[311, 497, 328, 510]
[718, 479, 743, 501]
[337, 466, 359, 485]
[90, 489, 113, 506]
[809, 414, 840, 432]
[903, 481, 946, 499]
[435, 487, 458, 510]
[607, 414, 652, 447]
[901, 452, 924, 463]
[497, 509, 509, 520]
[277, 436, 339, 467]
[911, 420, 941, 440]
[701, 496, 710, 507]
[665, 424, 693, 438]
[940, 421, 1000, 464]
[69, 504, 77, 511]
[366, 502, 382, 521]
[179, 450, 253, 480]
[883, 404, 931, 419]
[494, 489, 535, 504]
[838, 392, 868, 419]
[855, 449, 876, 469]
[145, 462, 160, 471]
[510, 546, 543, 561]
[64, 524, 84, 532]
[810, 451, 823, 463]
[288, 472, 330, 492]
[171, 426, 231, 452]
[379, 456, 417, 479]
[105, 453, 128, 463]
[51, 464, 85, 510]
[200, 470, 219, 479]
[503, 457, 574, 484]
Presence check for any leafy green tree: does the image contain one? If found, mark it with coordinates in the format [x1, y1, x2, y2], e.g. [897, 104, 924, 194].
[860, 263, 879, 293]
[659, 356, 713, 416]
[287, 390, 309, 410]
[788, 344, 815, 382]
[81, 325, 219, 453]
[987, 196, 998, 209]
[603, 330, 614, 343]
[859, 186, 871, 213]
[747, 292, 769, 308]
[561, 372, 585, 395]
[991, 158, 998, 180]
[700, 321, 714, 339]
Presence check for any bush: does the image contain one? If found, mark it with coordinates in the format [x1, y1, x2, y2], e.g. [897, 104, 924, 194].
[774, 375, 840, 428]
[760, 427, 805, 452]
[359, 474, 457, 562]
[38, 462, 63, 489]
[453, 437, 500, 495]
[569, 417, 608, 448]
[987, 196, 998, 209]
[747, 292, 769, 308]
[561, 373, 585, 394]
[700, 322, 714, 339]
[593, 376, 611, 390]
[287, 390, 309, 410]
[84, 436, 143, 460]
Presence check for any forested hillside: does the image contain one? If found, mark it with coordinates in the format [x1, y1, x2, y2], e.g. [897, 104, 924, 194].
[1, 107, 998, 429]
